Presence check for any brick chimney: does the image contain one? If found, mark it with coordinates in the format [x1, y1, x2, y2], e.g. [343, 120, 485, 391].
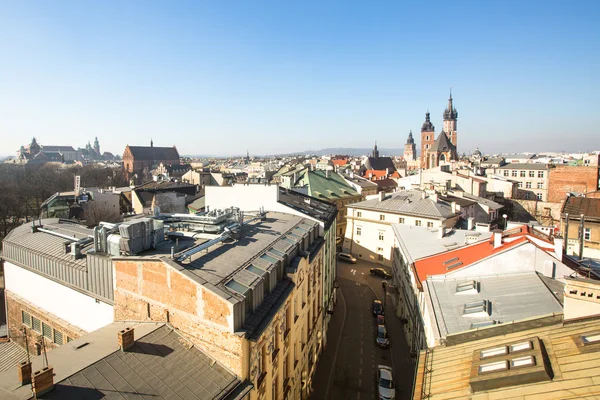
[118, 327, 135, 351]
[18, 361, 32, 385]
[32, 366, 54, 396]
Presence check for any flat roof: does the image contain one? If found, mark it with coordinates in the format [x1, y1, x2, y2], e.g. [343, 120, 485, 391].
[392, 224, 493, 264]
[426, 272, 564, 338]
[498, 163, 548, 170]
[131, 212, 317, 304]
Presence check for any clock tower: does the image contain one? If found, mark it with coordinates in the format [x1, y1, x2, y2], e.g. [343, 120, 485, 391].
[443, 89, 458, 148]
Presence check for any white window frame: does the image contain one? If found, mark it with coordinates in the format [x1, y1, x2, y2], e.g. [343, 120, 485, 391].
[356, 227, 362, 236]
[536, 193, 542, 200]
[378, 232, 384, 241]
[379, 214, 385, 221]
[538, 171, 544, 178]
[584, 228, 591, 241]
[415, 220, 422, 227]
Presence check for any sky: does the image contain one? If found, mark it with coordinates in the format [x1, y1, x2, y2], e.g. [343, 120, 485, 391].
[1, 0, 599, 157]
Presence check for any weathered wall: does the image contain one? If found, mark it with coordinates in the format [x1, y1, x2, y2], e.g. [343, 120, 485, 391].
[6, 291, 85, 355]
[548, 165, 599, 203]
[113, 259, 244, 376]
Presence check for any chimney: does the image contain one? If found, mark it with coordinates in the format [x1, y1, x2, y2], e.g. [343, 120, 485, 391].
[350, 171, 354, 179]
[18, 361, 32, 385]
[326, 169, 330, 178]
[438, 227, 445, 239]
[554, 236, 564, 260]
[430, 192, 438, 202]
[118, 327, 135, 351]
[379, 191, 385, 202]
[493, 229, 503, 249]
[421, 191, 426, 200]
[467, 217, 474, 230]
[32, 366, 54, 396]
[451, 201, 458, 213]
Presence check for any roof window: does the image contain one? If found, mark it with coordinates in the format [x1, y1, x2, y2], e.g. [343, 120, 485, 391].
[456, 280, 478, 294]
[463, 300, 489, 316]
[226, 279, 249, 295]
[581, 333, 600, 346]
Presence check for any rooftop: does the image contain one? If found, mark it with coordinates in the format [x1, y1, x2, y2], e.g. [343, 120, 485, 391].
[349, 190, 457, 219]
[392, 225, 493, 265]
[562, 196, 600, 219]
[277, 187, 338, 229]
[297, 169, 360, 200]
[0, 322, 250, 400]
[426, 272, 564, 339]
[413, 315, 600, 399]
[498, 163, 548, 170]
[136, 212, 318, 305]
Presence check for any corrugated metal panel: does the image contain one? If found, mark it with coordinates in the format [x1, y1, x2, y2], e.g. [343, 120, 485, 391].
[87, 254, 114, 301]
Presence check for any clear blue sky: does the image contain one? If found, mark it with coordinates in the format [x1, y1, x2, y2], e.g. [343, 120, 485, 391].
[1, 0, 598, 157]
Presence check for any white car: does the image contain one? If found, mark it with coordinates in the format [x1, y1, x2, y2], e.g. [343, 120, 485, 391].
[377, 365, 395, 400]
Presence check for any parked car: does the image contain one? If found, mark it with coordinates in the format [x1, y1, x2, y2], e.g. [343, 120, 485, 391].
[338, 252, 357, 264]
[370, 267, 392, 280]
[376, 314, 385, 326]
[376, 324, 389, 348]
[377, 365, 396, 400]
[372, 299, 384, 316]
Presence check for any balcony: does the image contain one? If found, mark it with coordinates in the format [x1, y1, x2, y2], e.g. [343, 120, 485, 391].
[257, 371, 267, 390]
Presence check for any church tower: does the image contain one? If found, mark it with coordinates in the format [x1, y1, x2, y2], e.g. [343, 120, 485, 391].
[404, 130, 416, 161]
[93, 137, 100, 155]
[372, 142, 380, 159]
[443, 89, 458, 148]
[420, 112, 435, 168]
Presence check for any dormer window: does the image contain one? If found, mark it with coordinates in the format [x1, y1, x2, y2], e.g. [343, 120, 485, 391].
[463, 300, 489, 316]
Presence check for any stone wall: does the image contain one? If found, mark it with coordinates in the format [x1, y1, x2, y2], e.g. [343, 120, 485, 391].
[6, 291, 85, 355]
[113, 259, 244, 376]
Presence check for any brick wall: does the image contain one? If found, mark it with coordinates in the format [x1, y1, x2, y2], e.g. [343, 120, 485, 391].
[6, 291, 85, 355]
[548, 166, 599, 203]
[113, 259, 244, 376]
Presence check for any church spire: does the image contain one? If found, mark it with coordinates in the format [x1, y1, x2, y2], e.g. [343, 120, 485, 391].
[421, 111, 435, 132]
[372, 141, 380, 158]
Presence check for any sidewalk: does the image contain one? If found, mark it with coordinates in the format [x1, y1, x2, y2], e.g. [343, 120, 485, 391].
[309, 287, 347, 400]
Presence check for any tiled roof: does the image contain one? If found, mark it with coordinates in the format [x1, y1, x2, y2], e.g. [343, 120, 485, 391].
[430, 132, 455, 152]
[349, 190, 456, 219]
[0, 322, 251, 400]
[362, 156, 396, 172]
[331, 159, 348, 167]
[364, 170, 387, 179]
[562, 196, 600, 219]
[127, 145, 180, 161]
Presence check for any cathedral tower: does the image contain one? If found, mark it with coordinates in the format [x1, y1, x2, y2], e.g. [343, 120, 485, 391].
[420, 112, 435, 168]
[443, 89, 458, 148]
[404, 130, 416, 161]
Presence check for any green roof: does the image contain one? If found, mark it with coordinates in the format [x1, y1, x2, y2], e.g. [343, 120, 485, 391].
[298, 170, 360, 201]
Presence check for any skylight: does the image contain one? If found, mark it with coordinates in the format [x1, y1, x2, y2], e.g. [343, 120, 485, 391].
[260, 254, 278, 264]
[463, 300, 489, 316]
[246, 264, 266, 276]
[456, 280, 477, 294]
[226, 279, 249, 295]
[446, 261, 464, 270]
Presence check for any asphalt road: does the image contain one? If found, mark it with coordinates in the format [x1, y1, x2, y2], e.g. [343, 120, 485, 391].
[311, 259, 415, 400]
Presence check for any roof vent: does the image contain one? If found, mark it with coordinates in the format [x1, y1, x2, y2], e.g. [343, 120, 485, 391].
[463, 300, 490, 317]
[456, 280, 479, 294]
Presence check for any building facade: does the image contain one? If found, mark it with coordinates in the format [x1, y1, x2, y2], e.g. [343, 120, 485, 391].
[494, 163, 550, 201]
[122, 141, 180, 177]
[404, 131, 417, 162]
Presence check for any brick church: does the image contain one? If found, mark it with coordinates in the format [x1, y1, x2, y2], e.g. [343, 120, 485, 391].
[402, 91, 460, 169]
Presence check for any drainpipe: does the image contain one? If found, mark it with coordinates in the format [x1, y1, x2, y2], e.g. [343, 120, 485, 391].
[579, 214, 585, 261]
[564, 213, 569, 253]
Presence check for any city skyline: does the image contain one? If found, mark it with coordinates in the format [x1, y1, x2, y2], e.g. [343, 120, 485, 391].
[1, 1, 599, 157]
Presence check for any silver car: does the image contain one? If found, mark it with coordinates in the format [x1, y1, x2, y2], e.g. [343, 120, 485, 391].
[376, 324, 389, 348]
[377, 365, 395, 400]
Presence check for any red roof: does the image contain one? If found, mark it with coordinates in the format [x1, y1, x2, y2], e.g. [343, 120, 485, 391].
[332, 159, 348, 167]
[390, 171, 402, 178]
[414, 236, 529, 286]
[365, 170, 387, 179]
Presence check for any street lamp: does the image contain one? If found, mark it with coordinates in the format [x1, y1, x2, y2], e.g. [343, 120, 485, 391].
[503, 214, 508, 230]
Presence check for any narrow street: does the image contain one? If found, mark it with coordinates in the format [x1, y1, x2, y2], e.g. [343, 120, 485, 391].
[311, 259, 415, 400]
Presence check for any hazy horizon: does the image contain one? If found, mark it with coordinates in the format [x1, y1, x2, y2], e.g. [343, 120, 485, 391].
[1, 1, 599, 157]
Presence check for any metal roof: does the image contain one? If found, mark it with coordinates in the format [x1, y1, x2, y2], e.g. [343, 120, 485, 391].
[0, 322, 250, 400]
[127, 145, 180, 162]
[562, 196, 600, 219]
[426, 273, 564, 339]
[0, 341, 27, 373]
[392, 224, 493, 264]
[349, 190, 456, 219]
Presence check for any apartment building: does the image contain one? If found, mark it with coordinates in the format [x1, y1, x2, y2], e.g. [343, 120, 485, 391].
[344, 190, 459, 266]
[111, 209, 325, 400]
[494, 163, 549, 201]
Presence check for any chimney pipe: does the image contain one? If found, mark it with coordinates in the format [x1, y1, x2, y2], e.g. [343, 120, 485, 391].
[564, 212, 569, 252]
[18, 361, 32, 385]
[438, 227, 445, 239]
[32, 366, 54, 396]
[554, 236, 564, 260]
[379, 191, 385, 202]
[118, 327, 135, 351]
[493, 229, 503, 249]
[467, 217, 474, 230]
